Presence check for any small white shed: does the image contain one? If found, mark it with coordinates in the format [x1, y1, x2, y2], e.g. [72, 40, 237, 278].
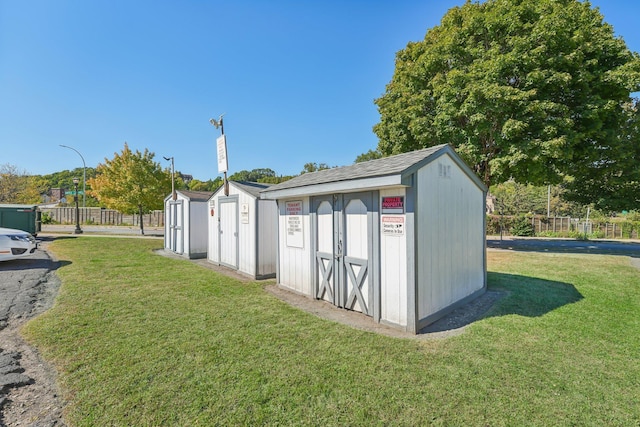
[164, 190, 213, 259]
[260, 144, 487, 333]
[207, 181, 277, 279]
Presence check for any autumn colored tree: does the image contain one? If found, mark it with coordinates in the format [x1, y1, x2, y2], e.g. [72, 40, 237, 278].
[88, 143, 171, 234]
[0, 164, 48, 204]
[374, 0, 640, 194]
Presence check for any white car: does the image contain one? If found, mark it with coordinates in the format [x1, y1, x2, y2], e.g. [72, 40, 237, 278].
[0, 227, 38, 261]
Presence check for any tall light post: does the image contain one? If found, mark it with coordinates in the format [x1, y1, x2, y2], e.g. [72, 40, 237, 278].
[210, 114, 229, 196]
[60, 144, 86, 207]
[163, 156, 176, 200]
[73, 177, 83, 234]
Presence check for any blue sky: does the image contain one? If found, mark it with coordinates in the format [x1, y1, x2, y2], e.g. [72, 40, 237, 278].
[1, 1, 638, 182]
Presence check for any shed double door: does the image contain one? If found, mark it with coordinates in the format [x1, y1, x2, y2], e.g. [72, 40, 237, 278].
[313, 192, 377, 316]
[167, 200, 184, 254]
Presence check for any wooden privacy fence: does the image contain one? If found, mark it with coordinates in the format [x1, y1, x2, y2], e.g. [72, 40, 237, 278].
[487, 214, 640, 239]
[41, 207, 164, 227]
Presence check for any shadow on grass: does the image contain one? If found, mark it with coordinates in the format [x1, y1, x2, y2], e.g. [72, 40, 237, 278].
[420, 272, 583, 334]
[485, 271, 583, 318]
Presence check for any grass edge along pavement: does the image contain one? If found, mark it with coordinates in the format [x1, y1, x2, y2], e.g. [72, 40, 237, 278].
[22, 237, 640, 426]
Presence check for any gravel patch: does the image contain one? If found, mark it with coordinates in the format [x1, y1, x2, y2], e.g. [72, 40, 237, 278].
[0, 239, 65, 426]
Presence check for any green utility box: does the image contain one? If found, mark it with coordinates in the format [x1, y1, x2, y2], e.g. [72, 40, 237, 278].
[0, 204, 42, 235]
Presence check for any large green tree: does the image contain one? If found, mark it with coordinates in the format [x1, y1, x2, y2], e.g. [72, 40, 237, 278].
[563, 100, 640, 211]
[88, 143, 171, 234]
[374, 0, 640, 193]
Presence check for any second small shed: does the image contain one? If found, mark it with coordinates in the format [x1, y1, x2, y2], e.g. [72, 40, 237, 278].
[164, 190, 213, 259]
[260, 144, 487, 334]
[207, 181, 277, 279]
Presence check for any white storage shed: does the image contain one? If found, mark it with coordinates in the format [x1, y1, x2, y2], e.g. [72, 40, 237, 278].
[207, 181, 277, 279]
[164, 190, 213, 259]
[260, 144, 487, 333]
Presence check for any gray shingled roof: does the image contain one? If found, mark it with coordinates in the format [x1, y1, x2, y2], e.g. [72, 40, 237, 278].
[263, 144, 448, 192]
[232, 181, 271, 197]
[210, 181, 272, 198]
[177, 190, 214, 202]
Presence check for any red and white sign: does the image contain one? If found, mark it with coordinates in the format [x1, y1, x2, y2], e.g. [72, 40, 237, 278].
[381, 196, 404, 214]
[285, 200, 303, 215]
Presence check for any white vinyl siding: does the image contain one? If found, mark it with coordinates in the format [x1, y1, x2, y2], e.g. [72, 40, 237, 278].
[416, 153, 485, 318]
[277, 197, 312, 296]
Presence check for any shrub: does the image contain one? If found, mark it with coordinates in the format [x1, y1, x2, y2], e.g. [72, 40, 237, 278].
[41, 212, 54, 224]
[510, 215, 535, 236]
[486, 215, 516, 235]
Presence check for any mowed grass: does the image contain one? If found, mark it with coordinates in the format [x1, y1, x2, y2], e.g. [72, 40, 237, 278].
[23, 238, 640, 426]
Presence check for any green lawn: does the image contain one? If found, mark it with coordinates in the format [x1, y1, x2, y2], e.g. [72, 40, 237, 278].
[23, 238, 640, 426]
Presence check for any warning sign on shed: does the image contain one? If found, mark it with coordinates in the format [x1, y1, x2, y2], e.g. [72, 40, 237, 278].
[285, 200, 304, 248]
[382, 215, 404, 236]
[241, 203, 249, 224]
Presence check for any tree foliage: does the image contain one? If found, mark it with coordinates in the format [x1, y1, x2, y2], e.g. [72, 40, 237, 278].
[374, 0, 640, 192]
[301, 162, 331, 174]
[41, 167, 100, 206]
[42, 167, 97, 191]
[186, 178, 219, 192]
[88, 143, 171, 234]
[354, 149, 383, 163]
[0, 164, 48, 204]
[490, 181, 585, 217]
[228, 168, 277, 182]
[562, 100, 640, 211]
[226, 168, 293, 186]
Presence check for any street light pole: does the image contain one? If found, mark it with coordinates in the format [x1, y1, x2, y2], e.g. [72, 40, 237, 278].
[73, 177, 83, 234]
[60, 144, 86, 207]
[163, 156, 176, 200]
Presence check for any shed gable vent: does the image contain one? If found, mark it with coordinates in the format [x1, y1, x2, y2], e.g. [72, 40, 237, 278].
[438, 163, 451, 178]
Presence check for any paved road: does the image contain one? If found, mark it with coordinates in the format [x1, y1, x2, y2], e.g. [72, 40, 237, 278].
[487, 236, 640, 257]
